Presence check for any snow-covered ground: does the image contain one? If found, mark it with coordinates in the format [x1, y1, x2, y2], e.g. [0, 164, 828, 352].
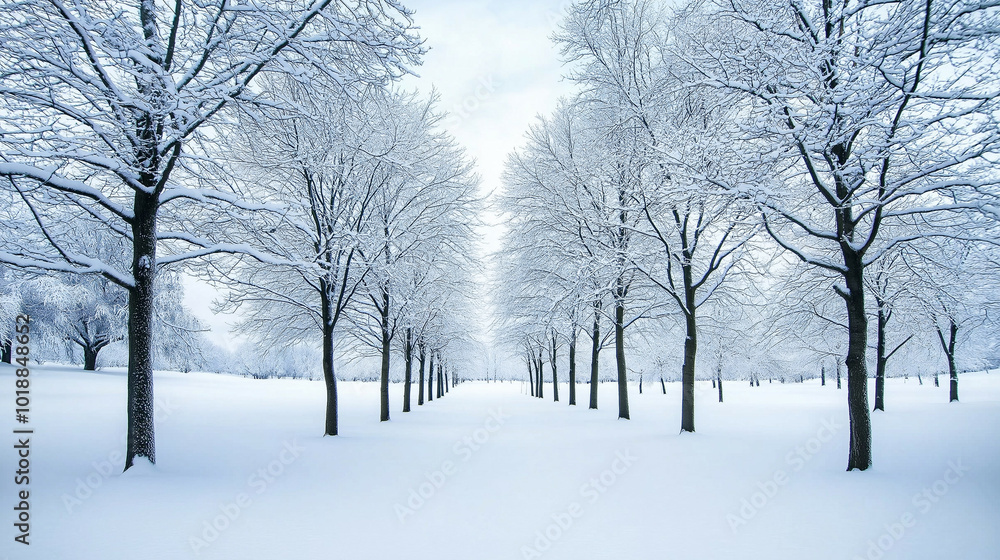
[3, 364, 999, 560]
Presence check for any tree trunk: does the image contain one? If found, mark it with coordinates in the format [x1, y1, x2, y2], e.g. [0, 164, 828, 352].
[1, 338, 11, 364]
[842, 257, 872, 471]
[403, 328, 413, 413]
[937, 319, 959, 402]
[568, 328, 577, 406]
[717, 368, 723, 403]
[615, 299, 629, 420]
[444, 368, 449, 393]
[125, 190, 158, 470]
[590, 304, 600, 409]
[536, 349, 544, 399]
[83, 345, 99, 371]
[874, 302, 888, 412]
[660, 376, 666, 394]
[437, 359, 444, 399]
[379, 288, 390, 422]
[321, 288, 339, 436]
[821, 365, 826, 386]
[934, 371, 939, 387]
[836, 359, 842, 390]
[527, 354, 535, 397]
[680, 308, 696, 432]
[418, 344, 425, 406]
[427, 352, 434, 402]
[550, 332, 559, 402]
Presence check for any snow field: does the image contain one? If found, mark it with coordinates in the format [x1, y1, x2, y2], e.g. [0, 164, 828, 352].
[2, 364, 999, 559]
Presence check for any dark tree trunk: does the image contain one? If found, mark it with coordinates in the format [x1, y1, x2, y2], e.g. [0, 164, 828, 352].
[437, 360, 444, 399]
[614, 299, 629, 420]
[83, 345, 99, 371]
[842, 255, 872, 471]
[712, 378, 716, 388]
[427, 352, 434, 402]
[874, 300, 888, 412]
[527, 354, 535, 397]
[418, 344, 426, 406]
[550, 332, 559, 402]
[821, 365, 826, 386]
[536, 349, 544, 399]
[589, 304, 600, 409]
[660, 376, 666, 394]
[125, 189, 157, 471]
[379, 288, 390, 422]
[937, 319, 959, 402]
[1, 338, 11, 364]
[836, 359, 842, 390]
[934, 371, 940, 387]
[680, 280, 697, 432]
[755, 376, 759, 387]
[717, 368, 723, 403]
[403, 328, 413, 413]
[444, 368, 449, 393]
[320, 288, 339, 436]
[568, 328, 577, 405]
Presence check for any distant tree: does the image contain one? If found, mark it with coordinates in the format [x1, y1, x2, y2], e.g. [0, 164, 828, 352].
[213, 85, 397, 436]
[348, 91, 479, 422]
[0, 266, 23, 364]
[499, 98, 648, 419]
[903, 238, 1000, 402]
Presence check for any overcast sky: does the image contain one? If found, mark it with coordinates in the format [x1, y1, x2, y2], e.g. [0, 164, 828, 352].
[400, 0, 578, 246]
[185, 0, 578, 348]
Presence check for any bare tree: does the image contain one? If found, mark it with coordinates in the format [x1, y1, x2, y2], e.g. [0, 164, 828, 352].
[0, 0, 422, 469]
[674, 0, 1000, 470]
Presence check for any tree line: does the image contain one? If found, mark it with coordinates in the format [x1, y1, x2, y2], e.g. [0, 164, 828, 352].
[496, 0, 1000, 471]
[0, 0, 479, 471]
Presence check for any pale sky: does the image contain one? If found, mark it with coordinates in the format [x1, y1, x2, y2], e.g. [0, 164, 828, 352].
[185, 0, 578, 349]
[401, 0, 578, 251]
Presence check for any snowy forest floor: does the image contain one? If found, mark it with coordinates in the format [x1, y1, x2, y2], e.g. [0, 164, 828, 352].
[3, 364, 999, 560]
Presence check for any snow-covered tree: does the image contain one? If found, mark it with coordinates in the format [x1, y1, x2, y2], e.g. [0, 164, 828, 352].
[902, 237, 1000, 402]
[0, 0, 423, 469]
[672, 0, 1000, 470]
[499, 98, 650, 418]
[557, 0, 765, 432]
[347, 90, 479, 422]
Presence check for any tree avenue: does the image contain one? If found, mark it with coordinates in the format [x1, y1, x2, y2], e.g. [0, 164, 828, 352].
[496, 0, 1000, 471]
[1, 0, 998, 479]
